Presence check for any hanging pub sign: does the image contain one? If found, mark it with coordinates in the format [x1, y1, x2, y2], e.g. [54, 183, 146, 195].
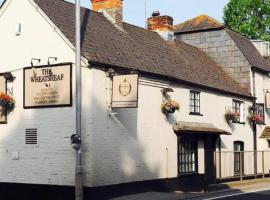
[266, 92, 270, 109]
[112, 74, 138, 108]
[0, 75, 7, 123]
[23, 63, 72, 109]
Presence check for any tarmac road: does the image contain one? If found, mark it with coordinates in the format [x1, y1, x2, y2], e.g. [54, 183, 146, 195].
[200, 189, 270, 200]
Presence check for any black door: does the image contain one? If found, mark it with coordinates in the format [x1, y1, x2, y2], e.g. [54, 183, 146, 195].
[234, 141, 244, 176]
[204, 136, 217, 184]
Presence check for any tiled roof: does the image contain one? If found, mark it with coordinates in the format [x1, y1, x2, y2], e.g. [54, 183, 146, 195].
[226, 29, 270, 72]
[174, 15, 224, 33]
[173, 121, 231, 135]
[265, 56, 270, 66]
[32, 0, 250, 97]
[260, 126, 270, 139]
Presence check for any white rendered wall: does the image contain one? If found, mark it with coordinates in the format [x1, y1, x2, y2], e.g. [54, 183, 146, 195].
[83, 68, 254, 187]
[0, 0, 81, 186]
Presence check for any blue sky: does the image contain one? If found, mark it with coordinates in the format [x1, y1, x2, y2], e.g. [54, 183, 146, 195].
[0, 0, 229, 27]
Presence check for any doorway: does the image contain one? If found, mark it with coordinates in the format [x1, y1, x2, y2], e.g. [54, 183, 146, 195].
[234, 141, 244, 176]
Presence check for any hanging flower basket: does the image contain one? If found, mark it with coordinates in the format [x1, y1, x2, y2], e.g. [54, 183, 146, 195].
[248, 114, 263, 124]
[225, 110, 239, 123]
[0, 92, 15, 112]
[161, 100, 180, 114]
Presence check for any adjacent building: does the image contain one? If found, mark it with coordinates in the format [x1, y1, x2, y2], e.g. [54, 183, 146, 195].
[174, 15, 270, 151]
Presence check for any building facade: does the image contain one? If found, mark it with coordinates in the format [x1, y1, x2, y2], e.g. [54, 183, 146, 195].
[0, 0, 269, 199]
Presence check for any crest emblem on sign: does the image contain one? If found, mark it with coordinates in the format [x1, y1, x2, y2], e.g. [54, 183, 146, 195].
[119, 78, 132, 96]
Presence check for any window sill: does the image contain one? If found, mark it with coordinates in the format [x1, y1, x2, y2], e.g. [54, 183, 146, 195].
[256, 123, 266, 125]
[189, 112, 203, 116]
[233, 122, 245, 125]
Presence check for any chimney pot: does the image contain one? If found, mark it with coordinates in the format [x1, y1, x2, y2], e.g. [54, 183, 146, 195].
[152, 11, 160, 17]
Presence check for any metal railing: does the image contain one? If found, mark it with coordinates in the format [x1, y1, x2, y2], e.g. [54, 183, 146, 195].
[215, 151, 270, 181]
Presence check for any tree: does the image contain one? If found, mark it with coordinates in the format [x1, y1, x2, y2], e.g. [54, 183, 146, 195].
[224, 0, 270, 41]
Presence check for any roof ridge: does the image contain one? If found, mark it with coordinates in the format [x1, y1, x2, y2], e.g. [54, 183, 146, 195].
[198, 14, 223, 26]
[176, 14, 223, 26]
[34, 0, 105, 19]
[174, 14, 224, 33]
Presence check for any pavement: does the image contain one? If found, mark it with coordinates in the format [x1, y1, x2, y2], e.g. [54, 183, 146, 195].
[109, 178, 270, 200]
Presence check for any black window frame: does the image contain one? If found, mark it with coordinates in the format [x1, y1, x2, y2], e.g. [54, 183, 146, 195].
[256, 103, 265, 125]
[189, 90, 202, 116]
[232, 99, 243, 124]
[177, 136, 198, 176]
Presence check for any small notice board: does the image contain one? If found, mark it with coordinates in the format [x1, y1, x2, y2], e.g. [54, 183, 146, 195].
[112, 74, 138, 108]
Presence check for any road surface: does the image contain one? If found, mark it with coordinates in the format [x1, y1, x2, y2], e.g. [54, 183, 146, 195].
[201, 189, 270, 200]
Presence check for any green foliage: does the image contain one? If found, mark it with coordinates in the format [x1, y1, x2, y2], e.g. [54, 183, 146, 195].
[224, 0, 270, 41]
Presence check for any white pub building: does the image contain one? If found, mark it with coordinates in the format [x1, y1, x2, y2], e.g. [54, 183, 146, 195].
[0, 0, 270, 199]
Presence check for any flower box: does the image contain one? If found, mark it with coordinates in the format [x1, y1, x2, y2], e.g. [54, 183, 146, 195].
[248, 114, 264, 124]
[161, 100, 180, 114]
[0, 92, 15, 112]
[225, 111, 240, 123]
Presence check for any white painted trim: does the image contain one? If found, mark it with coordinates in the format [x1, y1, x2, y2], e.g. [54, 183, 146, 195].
[0, 0, 12, 17]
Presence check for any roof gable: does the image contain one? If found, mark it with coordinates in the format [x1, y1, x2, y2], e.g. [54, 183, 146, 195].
[174, 15, 224, 33]
[33, 0, 250, 97]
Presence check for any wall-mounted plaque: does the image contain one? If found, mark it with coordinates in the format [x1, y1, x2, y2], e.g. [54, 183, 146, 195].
[23, 63, 72, 109]
[112, 74, 138, 108]
[0, 75, 7, 123]
[266, 92, 270, 109]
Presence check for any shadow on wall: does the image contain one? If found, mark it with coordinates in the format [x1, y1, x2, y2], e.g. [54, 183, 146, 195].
[0, 84, 76, 199]
[84, 94, 163, 199]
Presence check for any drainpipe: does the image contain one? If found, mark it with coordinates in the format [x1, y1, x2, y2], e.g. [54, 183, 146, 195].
[75, 0, 83, 200]
[252, 68, 257, 176]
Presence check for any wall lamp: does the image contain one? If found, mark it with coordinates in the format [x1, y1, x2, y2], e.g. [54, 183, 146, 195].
[31, 58, 41, 67]
[2, 72, 15, 81]
[47, 57, 58, 66]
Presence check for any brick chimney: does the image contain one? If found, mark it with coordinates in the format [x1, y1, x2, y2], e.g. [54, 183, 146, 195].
[91, 0, 123, 27]
[147, 11, 174, 40]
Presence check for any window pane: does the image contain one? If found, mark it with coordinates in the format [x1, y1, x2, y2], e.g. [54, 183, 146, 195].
[256, 104, 264, 123]
[178, 138, 197, 175]
[190, 99, 194, 106]
[240, 103, 245, 123]
[233, 100, 243, 122]
[190, 91, 200, 113]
